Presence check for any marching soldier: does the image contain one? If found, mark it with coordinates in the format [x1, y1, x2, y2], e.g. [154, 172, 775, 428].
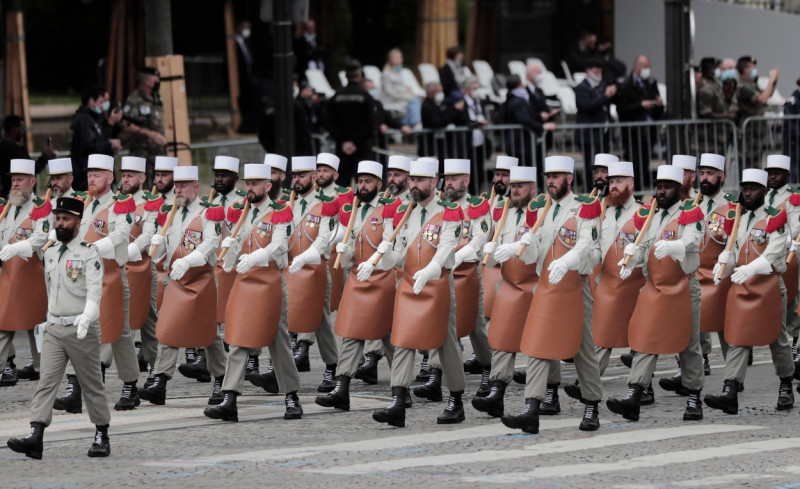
[6, 197, 111, 459]
[288, 154, 340, 392]
[54, 154, 141, 412]
[48, 158, 81, 200]
[0, 160, 52, 387]
[501, 156, 603, 434]
[705, 168, 795, 413]
[153, 156, 177, 204]
[357, 154, 411, 384]
[205, 163, 302, 421]
[414, 158, 493, 402]
[266, 153, 289, 201]
[472, 165, 539, 418]
[316, 160, 398, 410]
[140, 166, 224, 405]
[612, 164, 705, 422]
[122, 66, 166, 182]
[371, 158, 467, 427]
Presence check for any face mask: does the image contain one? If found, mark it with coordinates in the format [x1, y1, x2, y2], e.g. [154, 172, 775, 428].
[92, 105, 102, 115]
[241, 28, 251, 39]
[434, 92, 444, 104]
[587, 72, 602, 84]
[640, 68, 651, 80]
[750, 68, 758, 80]
[393, 65, 403, 72]
[368, 89, 379, 99]
[714, 68, 721, 80]
[101, 100, 110, 112]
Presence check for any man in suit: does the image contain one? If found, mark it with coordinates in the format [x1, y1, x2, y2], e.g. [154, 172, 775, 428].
[615, 54, 664, 188]
[294, 19, 325, 79]
[574, 58, 617, 191]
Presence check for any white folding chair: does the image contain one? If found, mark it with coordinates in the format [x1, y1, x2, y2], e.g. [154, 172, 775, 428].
[337, 71, 347, 89]
[417, 63, 440, 86]
[363, 65, 383, 92]
[556, 86, 577, 115]
[508, 60, 526, 79]
[402, 68, 426, 97]
[305, 69, 336, 98]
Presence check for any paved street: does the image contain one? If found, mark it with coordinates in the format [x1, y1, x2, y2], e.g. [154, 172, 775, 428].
[2, 332, 800, 489]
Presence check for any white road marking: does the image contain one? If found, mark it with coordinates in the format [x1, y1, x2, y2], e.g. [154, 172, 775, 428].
[674, 473, 778, 487]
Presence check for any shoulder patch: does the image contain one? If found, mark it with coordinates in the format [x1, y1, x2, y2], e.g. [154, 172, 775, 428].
[529, 193, 547, 211]
[393, 204, 410, 228]
[577, 195, 602, 219]
[113, 193, 136, 215]
[438, 200, 460, 210]
[467, 195, 490, 220]
[235, 189, 246, 197]
[634, 203, 652, 231]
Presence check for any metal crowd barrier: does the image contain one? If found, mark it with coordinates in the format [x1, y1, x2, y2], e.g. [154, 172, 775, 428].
[741, 114, 800, 180]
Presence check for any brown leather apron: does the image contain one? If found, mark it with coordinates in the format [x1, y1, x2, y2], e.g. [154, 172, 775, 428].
[335, 205, 395, 340]
[520, 216, 584, 360]
[391, 213, 451, 350]
[593, 217, 646, 348]
[628, 218, 692, 354]
[125, 201, 152, 330]
[697, 202, 731, 333]
[587, 263, 600, 297]
[328, 242, 344, 312]
[453, 219, 479, 337]
[488, 224, 538, 352]
[155, 215, 218, 347]
[215, 215, 236, 324]
[285, 202, 327, 333]
[482, 264, 501, 319]
[156, 269, 167, 309]
[776, 203, 800, 301]
[84, 208, 124, 344]
[225, 210, 283, 348]
[0, 215, 47, 331]
[725, 217, 782, 346]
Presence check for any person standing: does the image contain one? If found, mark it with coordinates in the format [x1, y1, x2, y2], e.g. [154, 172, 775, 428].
[69, 86, 121, 192]
[122, 67, 168, 186]
[574, 59, 616, 190]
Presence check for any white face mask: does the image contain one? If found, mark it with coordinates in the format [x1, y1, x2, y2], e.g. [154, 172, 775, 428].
[640, 68, 651, 80]
[241, 28, 251, 39]
[587, 72, 603, 84]
[434, 92, 444, 104]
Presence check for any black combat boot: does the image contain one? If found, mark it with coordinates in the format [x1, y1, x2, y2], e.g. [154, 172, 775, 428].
[683, 390, 703, 420]
[0, 358, 17, 386]
[284, 391, 303, 420]
[415, 354, 429, 381]
[354, 352, 381, 384]
[475, 367, 491, 397]
[245, 355, 259, 375]
[704, 379, 739, 415]
[777, 377, 794, 411]
[53, 375, 82, 413]
[293, 341, 311, 372]
[563, 379, 582, 401]
[606, 384, 644, 421]
[501, 398, 540, 434]
[135, 341, 148, 372]
[87, 425, 110, 457]
[185, 347, 197, 363]
[178, 351, 210, 382]
[16, 359, 39, 381]
[640, 384, 656, 405]
[113, 381, 140, 411]
[318, 364, 337, 393]
[472, 380, 506, 417]
[208, 376, 225, 405]
[204, 390, 238, 422]
[437, 391, 465, 424]
[143, 367, 155, 389]
[540, 383, 561, 415]
[316, 375, 351, 411]
[703, 354, 711, 376]
[373, 386, 407, 427]
[658, 369, 690, 396]
[413, 367, 443, 401]
[579, 401, 600, 431]
[247, 365, 279, 394]
[463, 353, 482, 374]
[7, 422, 44, 459]
[620, 349, 635, 368]
[512, 369, 526, 384]
[139, 373, 168, 405]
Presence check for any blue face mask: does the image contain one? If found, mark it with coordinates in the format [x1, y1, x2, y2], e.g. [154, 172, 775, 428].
[101, 100, 110, 111]
[750, 68, 758, 80]
[91, 105, 102, 115]
[393, 65, 403, 72]
[368, 89, 379, 99]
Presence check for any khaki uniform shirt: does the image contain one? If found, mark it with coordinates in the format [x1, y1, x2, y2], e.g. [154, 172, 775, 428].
[152, 197, 221, 269]
[291, 189, 334, 258]
[222, 197, 290, 270]
[629, 200, 704, 277]
[533, 191, 600, 276]
[44, 237, 103, 317]
[393, 198, 459, 270]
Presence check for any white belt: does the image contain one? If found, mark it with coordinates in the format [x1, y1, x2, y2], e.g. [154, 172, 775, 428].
[46, 313, 79, 326]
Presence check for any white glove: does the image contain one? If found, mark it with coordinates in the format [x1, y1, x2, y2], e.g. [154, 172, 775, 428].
[335, 242, 354, 268]
[619, 264, 633, 280]
[288, 247, 321, 274]
[494, 242, 522, 263]
[712, 263, 724, 285]
[237, 247, 270, 274]
[731, 256, 772, 284]
[356, 259, 375, 282]
[412, 262, 442, 294]
[48, 229, 56, 243]
[654, 240, 686, 261]
[335, 242, 349, 254]
[519, 231, 534, 246]
[483, 242, 497, 257]
[74, 300, 99, 340]
[377, 240, 393, 254]
[717, 250, 732, 265]
[617, 243, 639, 279]
[93, 237, 115, 259]
[454, 246, 478, 268]
[150, 234, 165, 248]
[791, 240, 800, 254]
[547, 250, 581, 285]
[220, 236, 235, 249]
[0, 240, 32, 261]
[127, 242, 142, 262]
[170, 250, 205, 281]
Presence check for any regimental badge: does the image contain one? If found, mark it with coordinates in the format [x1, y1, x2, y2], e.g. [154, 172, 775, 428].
[215, 222, 222, 235]
[423, 224, 441, 242]
[749, 228, 766, 246]
[14, 226, 32, 242]
[256, 221, 273, 239]
[42, 221, 49, 233]
[617, 231, 635, 248]
[94, 219, 106, 232]
[226, 221, 235, 233]
[66, 259, 84, 282]
[559, 226, 577, 246]
[183, 229, 202, 251]
[592, 226, 598, 241]
[481, 220, 488, 233]
[305, 214, 321, 229]
[517, 226, 530, 239]
[460, 220, 472, 240]
[330, 218, 335, 231]
[707, 212, 725, 235]
[662, 230, 676, 240]
[370, 217, 379, 232]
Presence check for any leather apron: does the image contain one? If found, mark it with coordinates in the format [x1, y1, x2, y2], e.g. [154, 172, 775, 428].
[391, 213, 451, 350]
[628, 218, 692, 354]
[697, 202, 731, 333]
[84, 208, 124, 344]
[285, 202, 328, 333]
[593, 217, 645, 348]
[335, 206, 396, 340]
[156, 215, 217, 347]
[0, 214, 47, 331]
[125, 201, 152, 330]
[482, 263, 501, 319]
[215, 216, 236, 324]
[225, 210, 283, 348]
[328, 242, 344, 312]
[776, 203, 799, 301]
[453, 218, 479, 337]
[520, 216, 584, 360]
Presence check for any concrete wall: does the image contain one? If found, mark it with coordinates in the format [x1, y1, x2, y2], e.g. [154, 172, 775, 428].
[616, 0, 800, 100]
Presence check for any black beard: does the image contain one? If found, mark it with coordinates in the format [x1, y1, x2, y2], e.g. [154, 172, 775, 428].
[55, 227, 77, 243]
[510, 194, 532, 208]
[388, 179, 407, 194]
[317, 175, 333, 188]
[493, 181, 508, 195]
[594, 178, 607, 190]
[740, 192, 765, 211]
[214, 181, 235, 195]
[444, 187, 466, 202]
[549, 180, 569, 200]
[411, 188, 431, 202]
[700, 180, 721, 196]
[657, 192, 680, 210]
[124, 182, 141, 195]
[357, 187, 378, 204]
[294, 180, 313, 196]
[157, 180, 174, 194]
[247, 191, 266, 204]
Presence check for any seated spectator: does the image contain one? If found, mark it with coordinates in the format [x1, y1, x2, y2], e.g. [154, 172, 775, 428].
[419, 82, 467, 158]
[439, 46, 467, 98]
[503, 75, 555, 164]
[380, 48, 422, 128]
